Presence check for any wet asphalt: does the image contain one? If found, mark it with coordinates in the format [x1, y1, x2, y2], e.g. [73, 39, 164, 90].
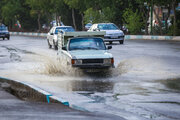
[0, 36, 180, 120]
[0, 86, 124, 120]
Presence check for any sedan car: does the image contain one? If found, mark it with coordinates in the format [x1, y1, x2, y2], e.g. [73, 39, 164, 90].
[88, 23, 124, 44]
[0, 24, 10, 40]
[47, 26, 75, 50]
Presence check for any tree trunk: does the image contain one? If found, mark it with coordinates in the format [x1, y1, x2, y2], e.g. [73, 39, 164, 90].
[72, 8, 77, 30]
[81, 13, 84, 31]
[165, 6, 171, 32]
[153, 7, 163, 35]
[37, 12, 41, 32]
[56, 13, 58, 26]
[172, 0, 177, 36]
[145, 8, 150, 35]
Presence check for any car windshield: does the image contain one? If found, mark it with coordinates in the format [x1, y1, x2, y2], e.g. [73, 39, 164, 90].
[69, 38, 106, 51]
[98, 24, 119, 30]
[55, 27, 75, 34]
[85, 23, 92, 27]
[0, 26, 8, 31]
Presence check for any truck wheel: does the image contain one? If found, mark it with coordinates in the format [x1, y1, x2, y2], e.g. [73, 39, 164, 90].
[47, 39, 52, 48]
[119, 40, 124, 44]
[53, 40, 58, 50]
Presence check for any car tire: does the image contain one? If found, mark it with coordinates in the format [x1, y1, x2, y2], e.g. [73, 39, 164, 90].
[3, 38, 5, 40]
[109, 41, 113, 44]
[53, 40, 58, 50]
[47, 39, 52, 48]
[7, 37, 10, 40]
[119, 40, 124, 44]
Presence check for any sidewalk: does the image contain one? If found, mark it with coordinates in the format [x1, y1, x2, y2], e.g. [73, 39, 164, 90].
[0, 86, 125, 120]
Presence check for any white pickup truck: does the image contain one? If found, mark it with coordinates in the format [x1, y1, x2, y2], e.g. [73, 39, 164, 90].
[57, 31, 114, 71]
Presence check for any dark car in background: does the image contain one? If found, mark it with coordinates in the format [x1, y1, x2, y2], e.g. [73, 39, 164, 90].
[0, 24, 10, 40]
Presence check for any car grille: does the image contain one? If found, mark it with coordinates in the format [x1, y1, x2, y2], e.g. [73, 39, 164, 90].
[104, 36, 124, 39]
[82, 59, 103, 64]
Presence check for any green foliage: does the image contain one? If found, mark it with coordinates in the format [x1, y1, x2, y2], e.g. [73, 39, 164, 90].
[123, 8, 143, 34]
[0, 0, 179, 34]
[84, 7, 114, 24]
[1, 0, 23, 26]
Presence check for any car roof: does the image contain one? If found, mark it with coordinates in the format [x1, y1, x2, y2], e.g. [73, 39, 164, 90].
[55, 26, 73, 28]
[97, 23, 114, 25]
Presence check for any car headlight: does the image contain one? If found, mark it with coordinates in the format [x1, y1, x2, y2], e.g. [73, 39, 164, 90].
[104, 58, 114, 64]
[104, 59, 111, 64]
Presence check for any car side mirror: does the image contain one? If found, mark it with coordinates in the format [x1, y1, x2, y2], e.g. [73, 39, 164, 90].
[62, 46, 67, 50]
[107, 46, 112, 49]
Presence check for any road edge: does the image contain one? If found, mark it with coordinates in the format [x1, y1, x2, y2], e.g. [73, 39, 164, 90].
[10, 32, 180, 41]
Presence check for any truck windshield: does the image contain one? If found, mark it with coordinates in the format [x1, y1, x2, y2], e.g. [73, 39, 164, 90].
[69, 38, 106, 51]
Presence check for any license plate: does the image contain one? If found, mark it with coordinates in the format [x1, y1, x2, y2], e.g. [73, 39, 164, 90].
[111, 36, 118, 39]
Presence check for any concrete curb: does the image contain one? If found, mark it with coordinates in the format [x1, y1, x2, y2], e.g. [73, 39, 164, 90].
[125, 35, 180, 41]
[0, 76, 68, 105]
[10, 32, 47, 37]
[0, 76, 91, 112]
[10, 32, 180, 40]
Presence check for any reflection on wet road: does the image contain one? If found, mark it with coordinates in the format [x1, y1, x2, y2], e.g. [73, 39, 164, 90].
[0, 36, 180, 120]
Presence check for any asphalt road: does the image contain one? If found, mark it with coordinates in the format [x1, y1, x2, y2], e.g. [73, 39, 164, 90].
[0, 86, 124, 120]
[0, 36, 180, 120]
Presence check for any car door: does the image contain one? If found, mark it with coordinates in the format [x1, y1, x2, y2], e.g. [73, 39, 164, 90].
[49, 27, 55, 45]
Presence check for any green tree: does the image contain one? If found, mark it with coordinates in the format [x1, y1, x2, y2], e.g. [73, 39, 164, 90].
[64, 0, 87, 30]
[1, 0, 23, 28]
[26, 0, 51, 32]
[123, 8, 143, 34]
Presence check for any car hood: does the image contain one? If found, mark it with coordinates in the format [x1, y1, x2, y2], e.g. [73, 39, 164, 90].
[69, 50, 113, 59]
[101, 30, 123, 35]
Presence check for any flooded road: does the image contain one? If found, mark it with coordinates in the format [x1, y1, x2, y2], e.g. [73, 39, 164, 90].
[0, 36, 180, 120]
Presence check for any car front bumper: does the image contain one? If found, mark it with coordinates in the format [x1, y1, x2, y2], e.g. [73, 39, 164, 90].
[72, 64, 114, 68]
[104, 36, 124, 41]
[0, 33, 9, 38]
[72, 64, 114, 72]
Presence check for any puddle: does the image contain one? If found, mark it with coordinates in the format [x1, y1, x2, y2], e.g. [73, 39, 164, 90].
[161, 78, 180, 91]
[69, 80, 114, 93]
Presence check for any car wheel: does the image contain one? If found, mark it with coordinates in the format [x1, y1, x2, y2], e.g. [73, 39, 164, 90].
[3, 38, 5, 40]
[7, 37, 10, 40]
[53, 40, 58, 50]
[119, 40, 124, 44]
[109, 41, 113, 44]
[47, 39, 52, 48]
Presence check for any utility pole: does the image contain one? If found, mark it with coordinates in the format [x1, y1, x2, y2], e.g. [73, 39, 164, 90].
[150, 0, 153, 35]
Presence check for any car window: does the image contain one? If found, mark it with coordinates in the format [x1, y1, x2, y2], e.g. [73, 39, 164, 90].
[55, 27, 75, 34]
[0, 26, 8, 31]
[98, 24, 119, 30]
[69, 38, 106, 51]
[89, 24, 96, 31]
[49, 27, 54, 34]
